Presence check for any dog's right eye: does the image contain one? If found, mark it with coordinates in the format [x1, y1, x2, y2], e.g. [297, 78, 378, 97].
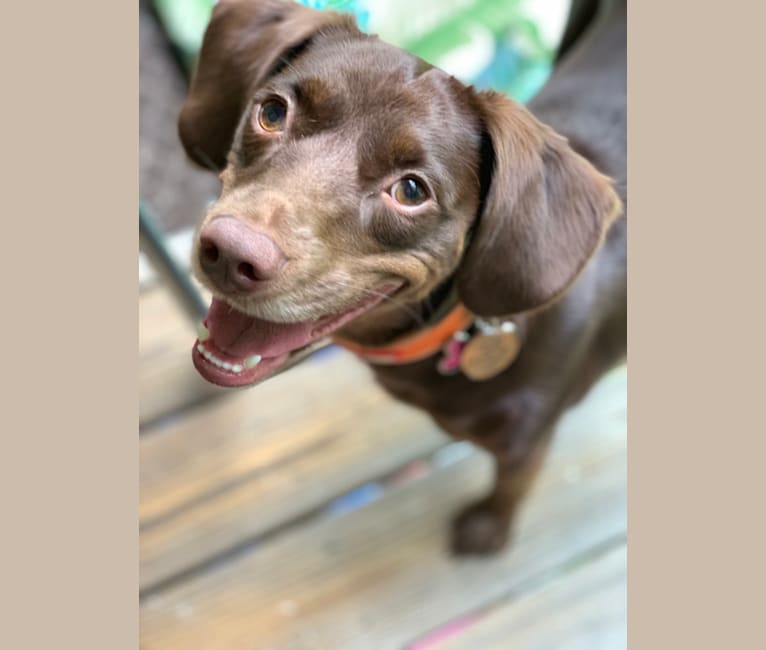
[391, 177, 429, 207]
[257, 99, 288, 132]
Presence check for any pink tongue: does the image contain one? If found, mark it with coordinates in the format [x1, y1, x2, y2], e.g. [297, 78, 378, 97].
[206, 298, 315, 358]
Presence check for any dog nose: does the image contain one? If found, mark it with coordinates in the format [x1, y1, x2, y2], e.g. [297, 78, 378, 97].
[198, 215, 286, 293]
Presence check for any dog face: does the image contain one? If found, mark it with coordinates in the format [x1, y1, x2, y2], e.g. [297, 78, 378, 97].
[180, 0, 621, 388]
[194, 28, 483, 322]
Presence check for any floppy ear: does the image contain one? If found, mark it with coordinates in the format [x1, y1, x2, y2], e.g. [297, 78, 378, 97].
[178, 0, 358, 170]
[457, 90, 622, 316]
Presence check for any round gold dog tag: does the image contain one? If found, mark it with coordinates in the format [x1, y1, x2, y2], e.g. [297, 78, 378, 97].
[459, 321, 520, 381]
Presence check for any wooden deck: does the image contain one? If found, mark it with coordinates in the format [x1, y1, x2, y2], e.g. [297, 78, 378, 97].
[139, 283, 627, 649]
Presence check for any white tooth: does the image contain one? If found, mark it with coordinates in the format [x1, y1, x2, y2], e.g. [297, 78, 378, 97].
[244, 354, 262, 369]
[197, 344, 205, 353]
[232, 364, 244, 373]
[197, 322, 210, 342]
[222, 362, 233, 371]
[203, 350, 214, 361]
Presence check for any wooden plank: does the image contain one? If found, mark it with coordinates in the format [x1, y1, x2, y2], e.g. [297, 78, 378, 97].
[141, 348, 371, 519]
[141, 447, 624, 649]
[140, 367, 626, 649]
[438, 544, 626, 650]
[139, 284, 225, 426]
[140, 349, 448, 591]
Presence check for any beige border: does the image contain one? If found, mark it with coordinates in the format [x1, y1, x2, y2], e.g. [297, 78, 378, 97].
[628, 1, 762, 647]
[5, 0, 761, 647]
[2, 2, 137, 648]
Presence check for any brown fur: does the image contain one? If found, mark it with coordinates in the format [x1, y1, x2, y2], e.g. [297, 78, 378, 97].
[180, 0, 626, 554]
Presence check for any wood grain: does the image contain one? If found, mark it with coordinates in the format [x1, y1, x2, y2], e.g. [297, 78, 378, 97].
[140, 347, 449, 591]
[140, 367, 626, 649]
[139, 285, 226, 426]
[439, 544, 627, 650]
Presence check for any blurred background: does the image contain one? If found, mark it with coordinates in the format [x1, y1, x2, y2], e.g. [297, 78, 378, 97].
[139, 1, 627, 647]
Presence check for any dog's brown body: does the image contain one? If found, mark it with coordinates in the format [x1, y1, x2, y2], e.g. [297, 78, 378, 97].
[374, 2, 626, 552]
[179, 0, 626, 554]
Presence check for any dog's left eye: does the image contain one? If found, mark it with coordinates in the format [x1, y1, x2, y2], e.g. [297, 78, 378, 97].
[390, 177, 429, 207]
[257, 98, 288, 132]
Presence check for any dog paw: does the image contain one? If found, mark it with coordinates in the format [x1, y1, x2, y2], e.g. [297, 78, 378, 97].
[450, 503, 511, 556]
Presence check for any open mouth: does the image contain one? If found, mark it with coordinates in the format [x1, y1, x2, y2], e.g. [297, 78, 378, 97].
[192, 282, 404, 387]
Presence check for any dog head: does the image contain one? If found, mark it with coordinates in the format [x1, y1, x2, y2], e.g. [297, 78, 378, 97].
[180, 0, 621, 387]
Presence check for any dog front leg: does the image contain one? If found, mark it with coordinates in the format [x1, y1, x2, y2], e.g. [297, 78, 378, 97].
[436, 394, 556, 556]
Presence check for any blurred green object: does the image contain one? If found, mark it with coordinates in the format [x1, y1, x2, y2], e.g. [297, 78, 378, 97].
[294, 0, 369, 29]
[152, 0, 214, 71]
[151, 0, 564, 102]
[152, 0, 370, 71]
[378, 0, 555, 101]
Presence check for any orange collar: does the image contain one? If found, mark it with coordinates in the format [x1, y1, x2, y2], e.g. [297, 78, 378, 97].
[332, 302, 474, 365]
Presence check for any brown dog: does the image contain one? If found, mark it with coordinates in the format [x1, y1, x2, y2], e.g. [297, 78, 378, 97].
[179, 0, 626, 554]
